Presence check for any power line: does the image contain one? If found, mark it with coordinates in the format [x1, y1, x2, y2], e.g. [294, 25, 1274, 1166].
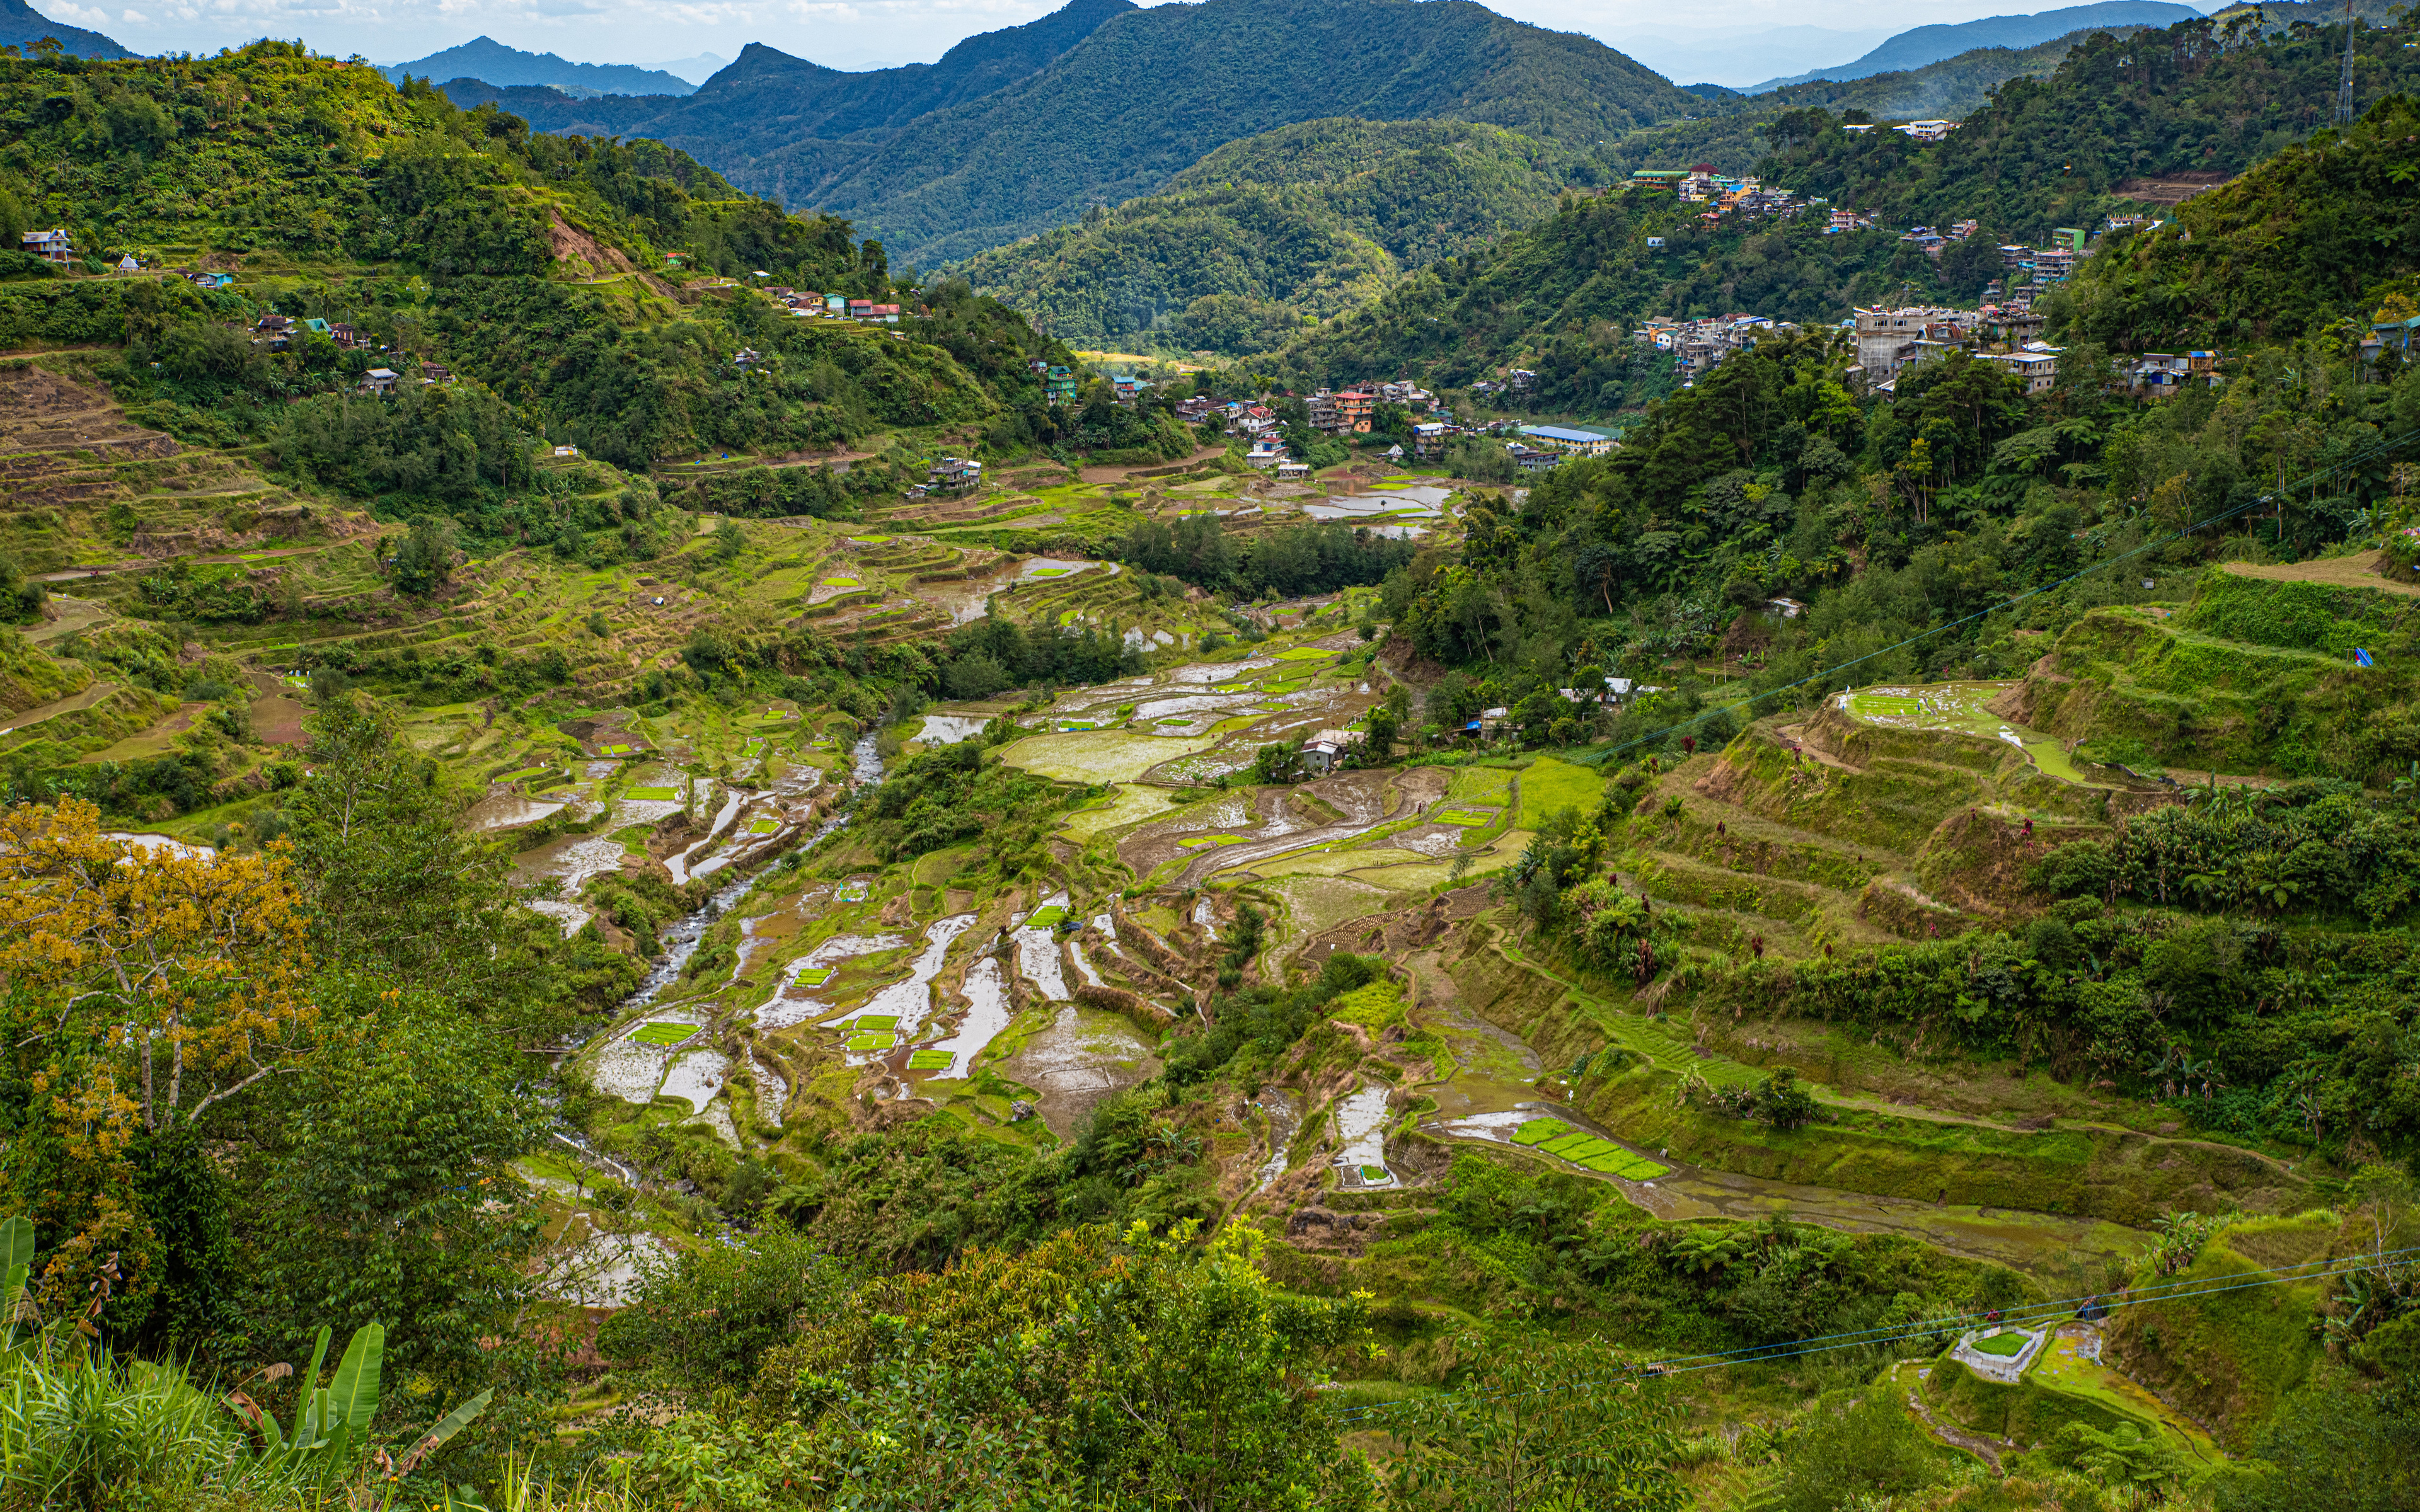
[1332, 1242, 2420, 1424]
[1564, 424, 2420, 770]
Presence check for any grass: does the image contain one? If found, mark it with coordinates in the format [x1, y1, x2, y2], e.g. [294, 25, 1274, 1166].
[1516, 755, 1608, 829]
[1025, 905, 1068, 928]
[1359, 1164, 1390, 1181]
[747, 818, 781, 834]
[853, 1014, 899, 1030]
[846, 1031, 897, 1052]
[1511, 1118, 1565, 1145]
[1972, 1331, 2031, 1357]
[1177, 835, 1248, 848]
[906, 1049, 954, 1070]
[625, 786, 679, 800]
[794, 966, 833, 987]
[1429, 808, 1495, 827]
[1274, 646, 1337, 661]
[628, 1022, 699, 1047]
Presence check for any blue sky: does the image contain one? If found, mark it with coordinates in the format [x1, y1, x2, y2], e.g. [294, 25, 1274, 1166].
[32, 0, 2222, 83]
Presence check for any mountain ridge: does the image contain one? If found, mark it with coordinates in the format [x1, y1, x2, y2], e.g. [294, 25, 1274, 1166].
[1749, 0, 2203, 91]
[0, 0, 133, 59]
[383, 36, 696, 96]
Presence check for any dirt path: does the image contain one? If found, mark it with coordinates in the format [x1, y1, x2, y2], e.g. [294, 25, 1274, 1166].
[1077, 445, 1228, 485]
[1, 679, 115, 733]
[2221, 549, 2420, 597]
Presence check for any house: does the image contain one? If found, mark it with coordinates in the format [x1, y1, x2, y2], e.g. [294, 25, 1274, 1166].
[1174, 396, 1213, 423]
[1506, 444, 1559, 474]
[732, 347, 763, 370]
[1980, 343, 2062, 394]
[361, 368, 400, 396]
[928, 457, 982, 493]
[1385, 444, 1405, 463]
[1645, 236, 1666, 249]
[1481, 706, 1514, 737]
[2363, 318, 2420, 363]
[1507, 370, 1536, 392]
[421, 361, 452, 385]
[1044, 365, 1078, 404]
[1852, 306, 1971, 379]
[824, 294, 850, 314]
[1245, 439, 1289, 469]
[1411, 420, 1450, 457]
[1299, 730, 1352, 774]
[1519, 425, 1615, 458]
[551, 444, 582, 459]
[849, 303, 900, 324]
[1235, 405, 1277, 436]
[115, 253, 139, 272]
[21, 229, 73, 265]
[1109, 374, 1147, 404]
[328, 323, 359, 348]
[1895, 120, 1956, 142]
[1275, 459, 1310, 480]
[1766, 597, 1808, 619]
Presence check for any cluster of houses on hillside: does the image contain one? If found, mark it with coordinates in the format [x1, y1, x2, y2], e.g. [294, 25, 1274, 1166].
[759, 286, 902, 323]
[1850, 302, 2223, 396]
[1635, 314, 1797, 377]
[1627, 168, 1814, 225]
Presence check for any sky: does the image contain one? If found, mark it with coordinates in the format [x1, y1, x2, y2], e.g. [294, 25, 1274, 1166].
[35, 0, 2222, 81]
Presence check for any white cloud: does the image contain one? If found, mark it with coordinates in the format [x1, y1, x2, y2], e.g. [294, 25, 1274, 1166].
[47, 1, 118, 25]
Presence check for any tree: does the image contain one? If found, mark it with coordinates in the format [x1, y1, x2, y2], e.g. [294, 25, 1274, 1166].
[283, 694, 572, 1040]
[1071, 1222, 1378, 1511]
[1390, 1344, 1685, 1511]
[713, 516, 746, 562]
[245, 1004, 546, 1382]
[1364, 705, 1399, 762]
[0, 798, 311, 1312]
[392, 515, 456, 596]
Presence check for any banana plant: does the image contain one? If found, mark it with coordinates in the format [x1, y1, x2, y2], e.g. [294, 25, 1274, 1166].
[226, 1321, 386, 1480]
[1, 1213, 33, 1354]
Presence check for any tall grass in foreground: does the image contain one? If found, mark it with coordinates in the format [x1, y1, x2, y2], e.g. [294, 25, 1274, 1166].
[0, 1337, 297, 1508]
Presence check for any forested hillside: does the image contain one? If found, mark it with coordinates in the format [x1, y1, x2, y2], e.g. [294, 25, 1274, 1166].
[957, 119, 1572, 353]
[437, 0, 1136, 183]
[1757, 13, 2420, 244]
[1751, 0, 2200, 88]
[1274, 8, 2420, 411]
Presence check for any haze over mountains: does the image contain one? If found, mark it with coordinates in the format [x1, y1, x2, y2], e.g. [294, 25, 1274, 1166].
[380, 37, 696, 97]
[1749, 0, 2204, 88]
[441, 0, 1701, 267]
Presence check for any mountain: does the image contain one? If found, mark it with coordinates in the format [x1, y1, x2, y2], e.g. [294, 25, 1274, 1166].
[772, 0, 1702, 267]
[384, 37, 695, 96]
[2067, 91, 2420, 351]
[437, 0, 1138, 201]
[449, 0, 1701, 270]
[1754, 15, 2420, 241]
[1616, 25, 1891, 91]
[654, 52, 728, 86]
[1272, 8, 2420, 404]
[0, 0, 133, 59]
[1750, 1, 2203, 90]
[1595, 20, 2175, 183]
[957, 118, 1574, 353]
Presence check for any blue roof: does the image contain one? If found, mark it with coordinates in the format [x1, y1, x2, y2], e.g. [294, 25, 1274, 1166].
[1521, 425, 1608, 444]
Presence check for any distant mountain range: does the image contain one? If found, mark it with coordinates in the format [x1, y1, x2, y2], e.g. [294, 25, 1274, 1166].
[383, 37, 696, 96]
[1618, 25, 1892, 91]
[1, 0, 132, 59]
[441, 0, 1701, 268]
[1749, 1, 2204, 90]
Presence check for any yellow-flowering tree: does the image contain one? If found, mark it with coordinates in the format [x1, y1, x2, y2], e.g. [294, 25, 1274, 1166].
[0, 796, 312, 1312]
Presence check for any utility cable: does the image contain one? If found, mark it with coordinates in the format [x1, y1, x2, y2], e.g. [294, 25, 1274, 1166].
[1558, 425, 2420, 770]
[1330, 1241, 2420, 1423]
